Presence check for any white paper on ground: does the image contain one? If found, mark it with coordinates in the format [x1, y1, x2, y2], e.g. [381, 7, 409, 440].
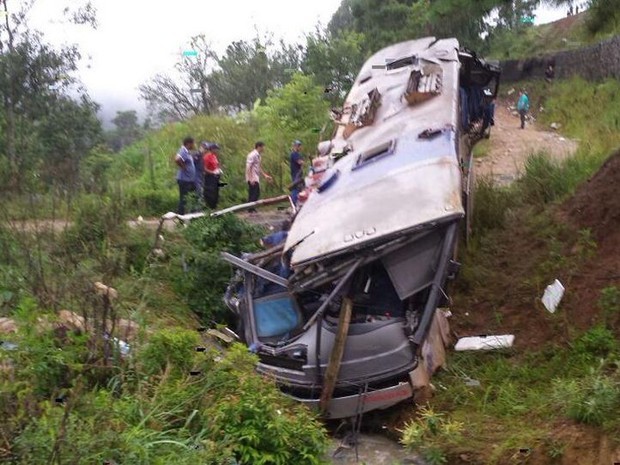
[542, 279, 565, 313]
[454, 335, 515, 351]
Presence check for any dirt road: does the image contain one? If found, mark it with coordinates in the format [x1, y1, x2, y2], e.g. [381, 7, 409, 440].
[475, 101, 578, 186]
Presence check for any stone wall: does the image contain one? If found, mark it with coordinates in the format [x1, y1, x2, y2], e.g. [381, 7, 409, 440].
[500, 35, 620, 82]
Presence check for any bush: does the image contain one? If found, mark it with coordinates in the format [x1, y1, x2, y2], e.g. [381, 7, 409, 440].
[573, 325, 618, 359]
[202, 345, 328, 465]
[65, 194, 127, 250]
[138, 328, 200, 377]
[599, 286, 620, 327]
[552, 362, 620, 426]
[124, 185, 178, 217]
[586, 0, 620, 34]
[9, 343, 328, 465]
[472, 178, 515, 235]
[518, 153, 566, 205]
[172, 214, 264, 323]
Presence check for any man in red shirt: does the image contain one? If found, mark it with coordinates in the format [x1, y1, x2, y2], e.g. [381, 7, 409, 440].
[203, 142, 223, 209]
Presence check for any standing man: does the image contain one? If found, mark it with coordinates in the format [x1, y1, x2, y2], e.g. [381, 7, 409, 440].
[245, 141, 272, 212]
[517, 89, 530, 130]
[175, 136, 196, 215]
[481, 88, 495, 138]
[289, 140, 304, 205]
[203, 142, 223, 209]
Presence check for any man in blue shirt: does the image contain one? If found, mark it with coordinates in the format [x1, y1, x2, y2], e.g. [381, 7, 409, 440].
[175, 136, 196, 214]
[289, 140, 304, 205]
[517, 89, 530, 130]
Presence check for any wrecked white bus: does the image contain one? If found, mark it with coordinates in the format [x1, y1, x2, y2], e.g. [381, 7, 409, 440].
[221, 37, 500, 419]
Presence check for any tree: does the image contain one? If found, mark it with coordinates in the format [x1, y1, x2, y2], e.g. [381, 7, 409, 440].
[139, 35, 217, 123]
[0, 0, 102, 191]
[107, 110, 141, 152]
[36, 95, 102, 188]
[209, 36, 301, 112]
[586, 0, 620, 33]
[253, 73, 331, 190]
[140, 35, 301, 120]
[328, 0, 355, 35]
[349, 0, 418, 53]
[302, 28, 367, 104]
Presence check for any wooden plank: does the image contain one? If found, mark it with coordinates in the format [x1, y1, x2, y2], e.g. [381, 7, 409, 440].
[319, 296, 353, 414]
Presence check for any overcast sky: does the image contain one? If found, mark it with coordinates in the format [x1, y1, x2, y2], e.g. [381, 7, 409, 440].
[26, 0, 567, 125]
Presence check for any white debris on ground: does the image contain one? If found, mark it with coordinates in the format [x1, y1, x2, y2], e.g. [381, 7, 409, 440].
[454, 334, 515, 351]
[542, 279, 565, 314]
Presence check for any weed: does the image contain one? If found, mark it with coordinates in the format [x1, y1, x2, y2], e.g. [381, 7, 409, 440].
[472, 178, 516, 235]
[473, 139, 490, 159]
[519, 153, 566, 205]
[400, 406, 462, 463]
[573, 326, 618, 359]
[599, 286, 620, 327]
[137, 328, 200, 377]
[544, 437, 566, 459]
[552, 361, 620, 426]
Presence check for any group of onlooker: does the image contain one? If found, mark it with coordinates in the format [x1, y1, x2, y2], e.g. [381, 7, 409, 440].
[174, 137, 224, 215]
[174, 138, 311, 216]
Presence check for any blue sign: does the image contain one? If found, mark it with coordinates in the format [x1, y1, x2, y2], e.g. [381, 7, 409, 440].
[182, 50, 198, 57]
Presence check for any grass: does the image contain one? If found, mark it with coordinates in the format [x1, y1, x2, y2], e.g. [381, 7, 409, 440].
[423, 339, 620, 463]
[472, 139, 491, 159]
[0, 195, 328, 464]
[421, 76, 620, 462]
[486, 8, 620, 60]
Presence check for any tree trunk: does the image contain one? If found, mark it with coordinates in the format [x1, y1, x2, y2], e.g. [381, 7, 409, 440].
[1, 0, 19, 190]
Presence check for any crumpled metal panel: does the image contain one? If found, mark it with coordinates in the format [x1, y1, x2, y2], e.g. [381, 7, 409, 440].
[285, 37, 464, 267]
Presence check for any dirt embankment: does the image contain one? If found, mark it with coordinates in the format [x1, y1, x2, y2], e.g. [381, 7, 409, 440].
[455, 147, 620, 351]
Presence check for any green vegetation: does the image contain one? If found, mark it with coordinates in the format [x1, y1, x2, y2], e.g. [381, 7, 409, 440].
[3, 326, 327, 464]
[400, 406, 464, 464]
[0, 198, 327, 463]
[428, 341, 620, 462]
[432, 76, 620, 462]
[3, 0, 620, 463]
[103, 72, 332, 216]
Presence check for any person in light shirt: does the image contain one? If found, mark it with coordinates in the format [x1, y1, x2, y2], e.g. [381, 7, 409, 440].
[245, 141, 272, 212]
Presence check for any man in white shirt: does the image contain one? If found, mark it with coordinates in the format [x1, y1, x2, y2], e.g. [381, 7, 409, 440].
[245, 141, 272, 212]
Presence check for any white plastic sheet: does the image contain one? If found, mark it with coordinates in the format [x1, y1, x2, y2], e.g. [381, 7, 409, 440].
[454, 335, 515, 351]
[542, 279, 565, 313]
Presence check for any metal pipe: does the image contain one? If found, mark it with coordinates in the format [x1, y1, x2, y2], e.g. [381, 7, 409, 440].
[411, 222, 458, 346]
[313, 259, 363, 385]
[210, 195, 291, 217]
[220, 252, 288, 288]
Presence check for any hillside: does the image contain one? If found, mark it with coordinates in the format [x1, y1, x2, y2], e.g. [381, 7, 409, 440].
[487, 10, 620, 60]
